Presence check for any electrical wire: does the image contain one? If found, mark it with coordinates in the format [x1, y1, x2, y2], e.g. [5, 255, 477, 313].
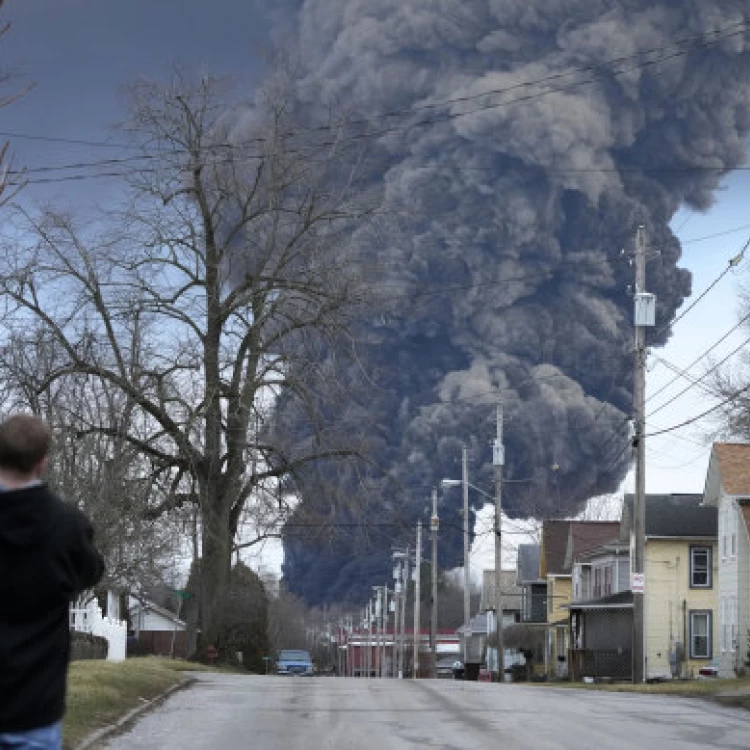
[6, 22, 749, 187]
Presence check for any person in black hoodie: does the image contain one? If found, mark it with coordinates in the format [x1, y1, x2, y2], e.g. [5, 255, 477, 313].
[0, 414, 104, 750]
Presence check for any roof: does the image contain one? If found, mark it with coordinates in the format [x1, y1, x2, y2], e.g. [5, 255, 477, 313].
[565, 522, 620, 568]
[516, 544, 542, 584]
[480, 570, 522, 613]
[129, 600, 186, 627]
[541, 521, 571, 576]
[541, 520, 619, 576]
[568, 590, 634, 610]
[713, 443, 750, 496]
[622, 494, 717, 539]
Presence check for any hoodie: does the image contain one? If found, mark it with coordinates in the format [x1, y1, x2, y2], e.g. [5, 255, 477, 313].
[0, 484, 104, 732]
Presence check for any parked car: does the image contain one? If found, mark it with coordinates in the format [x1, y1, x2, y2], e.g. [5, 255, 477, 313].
[276, 649, 314, 675]
[697, 660, 719, 679]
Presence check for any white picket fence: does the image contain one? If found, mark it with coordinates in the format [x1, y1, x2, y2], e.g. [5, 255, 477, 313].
[70, 599, 127, 662]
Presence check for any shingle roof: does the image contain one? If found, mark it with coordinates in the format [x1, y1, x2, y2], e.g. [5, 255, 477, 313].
[566, 522, 620, 568]
[542, 520, 620, 575]
[541, 520, 571, 576]
[713, 443, 750, 496]
[516, 544, 541, 584]
[622, 494, 717, 538]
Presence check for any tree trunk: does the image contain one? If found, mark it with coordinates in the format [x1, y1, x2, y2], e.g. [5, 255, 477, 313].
[198, 494, 232, 655]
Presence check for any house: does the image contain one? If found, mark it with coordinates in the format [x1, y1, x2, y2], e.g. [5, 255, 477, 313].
[541, 520, 620, 678]
[568, 494, 718, 681]
[479, 569, 522, 624]
[457, 569, 523, 676]
[703, 443, 750, 677]
[623, 494, 719, 680]
[128, 597, 188, 658]
[516, 544, 546, 623]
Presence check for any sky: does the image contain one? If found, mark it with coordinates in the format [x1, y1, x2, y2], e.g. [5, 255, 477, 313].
[4, 0, 749, 582]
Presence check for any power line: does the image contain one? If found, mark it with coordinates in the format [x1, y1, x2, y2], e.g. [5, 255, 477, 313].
[654, 234, 749, 338]
[644, 380, 750, 439]
[7, 22, 749, 187]
[647, 307, 750, 405]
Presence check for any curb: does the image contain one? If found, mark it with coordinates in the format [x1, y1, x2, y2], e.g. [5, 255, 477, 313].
[75, 677, 194, 749]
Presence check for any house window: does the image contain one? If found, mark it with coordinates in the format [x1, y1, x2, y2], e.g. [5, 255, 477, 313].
[593, 568, 602, 599]
[689, 546, 711, 588]
[603, 566, 612, 597]
[690, 611, 712, 659]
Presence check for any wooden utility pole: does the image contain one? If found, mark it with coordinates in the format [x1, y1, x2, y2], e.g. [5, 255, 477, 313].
[493, 400, 505, 681]
[413, 521, 422, 679]
[462, 446, 470, 667]
[633, 224, 652, 683]
[431, 486, 439, 678]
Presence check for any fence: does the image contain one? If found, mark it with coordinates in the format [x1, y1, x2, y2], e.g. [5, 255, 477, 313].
[70, 599, 127, 662]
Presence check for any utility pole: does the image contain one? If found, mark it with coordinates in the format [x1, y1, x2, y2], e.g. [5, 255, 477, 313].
[431, 486, 439, 679]
[493, 400, 505, 682]
[399, 549, 410, 678]
[462, 445, 470, 667]
[413, 520, 422, 679]
[633, 224, 653, 683]
[374, 588, 382, 679]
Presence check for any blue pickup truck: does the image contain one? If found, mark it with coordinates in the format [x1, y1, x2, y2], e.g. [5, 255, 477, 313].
[276, 649, 314, 675]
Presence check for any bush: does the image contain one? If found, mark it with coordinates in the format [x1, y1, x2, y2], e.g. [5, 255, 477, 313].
[70, 631, 108, 661]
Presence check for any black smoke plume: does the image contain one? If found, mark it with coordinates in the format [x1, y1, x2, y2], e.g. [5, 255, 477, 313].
[251, 0, 750, 605]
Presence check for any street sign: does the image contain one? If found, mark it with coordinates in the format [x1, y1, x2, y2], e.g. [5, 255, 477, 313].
[173, 589, 191, 600]
[631, 573, 645, 593]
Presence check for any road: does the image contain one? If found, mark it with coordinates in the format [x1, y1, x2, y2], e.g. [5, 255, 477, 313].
[101, 674, 750, 749]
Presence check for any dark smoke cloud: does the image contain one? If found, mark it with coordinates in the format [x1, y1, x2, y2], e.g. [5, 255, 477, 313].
[248, 0, 750, 604]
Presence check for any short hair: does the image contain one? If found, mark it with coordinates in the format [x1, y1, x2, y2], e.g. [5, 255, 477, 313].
[0, 414, 51, 473]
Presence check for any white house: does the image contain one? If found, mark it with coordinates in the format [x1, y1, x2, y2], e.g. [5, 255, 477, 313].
[703, 443, 750, 677]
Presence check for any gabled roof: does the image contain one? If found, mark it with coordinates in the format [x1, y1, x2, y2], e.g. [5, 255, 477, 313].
[622, 494, 717, 539]
[708, 443, 750, 498]
[541, 520, 619, 576]
[516, 544, 542, 584]
[565, 522, 620, 569]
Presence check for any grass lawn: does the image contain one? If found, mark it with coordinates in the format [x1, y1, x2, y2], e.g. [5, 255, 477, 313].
[533, 677, 750, 698]
[63, 657, 217, 749]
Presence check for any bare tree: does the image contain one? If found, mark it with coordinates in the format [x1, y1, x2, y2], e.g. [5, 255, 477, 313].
[0, 327, 184, 592]
[0, 0, 33, 205]
[0, 73, 374, 647]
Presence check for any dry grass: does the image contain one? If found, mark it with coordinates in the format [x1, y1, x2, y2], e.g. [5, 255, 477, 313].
[535, 677, 750, 696]
[63, 657, 209, 749]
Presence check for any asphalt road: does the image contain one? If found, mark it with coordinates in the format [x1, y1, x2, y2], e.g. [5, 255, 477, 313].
[101, 674, 750, 750]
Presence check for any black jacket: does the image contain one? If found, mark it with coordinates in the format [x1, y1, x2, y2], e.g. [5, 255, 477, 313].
[0, 484, 104, 732]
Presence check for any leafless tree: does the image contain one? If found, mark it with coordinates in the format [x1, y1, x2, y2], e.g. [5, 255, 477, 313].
[0, 0, 33, 205]
[0, 73, 375, 646]
[0, 327, 184, 593]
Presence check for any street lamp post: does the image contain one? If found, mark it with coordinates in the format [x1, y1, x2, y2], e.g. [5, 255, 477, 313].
[441, 445, 470, 668]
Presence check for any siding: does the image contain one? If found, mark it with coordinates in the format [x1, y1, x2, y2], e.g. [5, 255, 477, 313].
[644, 539, 718, 680]
[718, 497, 740, 677]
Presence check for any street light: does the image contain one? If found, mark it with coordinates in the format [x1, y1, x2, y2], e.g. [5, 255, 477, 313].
[441, 445, 470, 667]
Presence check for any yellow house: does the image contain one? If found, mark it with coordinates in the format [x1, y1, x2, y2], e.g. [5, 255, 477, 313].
[569, 495, 718, 682]
[622, 494, 719, 680]
[540, 520, 620, 678]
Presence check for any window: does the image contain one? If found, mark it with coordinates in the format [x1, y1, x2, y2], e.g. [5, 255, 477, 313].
[730, 597, 738, 653]
[690, 546, 712, 588]
[690, 611, 712, 659]
[604, 566, 612, 597]
[593, 568, 602, 598]
[721, 598, 727, 653]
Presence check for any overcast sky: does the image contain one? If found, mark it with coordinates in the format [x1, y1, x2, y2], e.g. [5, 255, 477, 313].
[3, 0, 749, 578]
